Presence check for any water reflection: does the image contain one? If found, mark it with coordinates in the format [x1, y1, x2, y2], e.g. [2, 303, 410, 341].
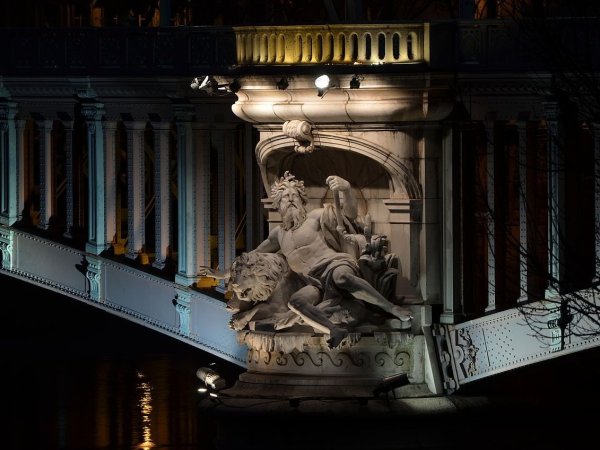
[136, 371, 155, 449]
[1, 274, 243, 450]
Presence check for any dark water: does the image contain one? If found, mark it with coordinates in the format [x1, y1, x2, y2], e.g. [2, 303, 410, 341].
[0, 274, 243, 450]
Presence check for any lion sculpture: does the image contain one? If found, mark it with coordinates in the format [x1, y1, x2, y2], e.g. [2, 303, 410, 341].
[226, 252, 305, 331]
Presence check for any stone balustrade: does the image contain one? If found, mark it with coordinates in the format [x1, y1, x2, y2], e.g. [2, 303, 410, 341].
[234, 24, 429, 65]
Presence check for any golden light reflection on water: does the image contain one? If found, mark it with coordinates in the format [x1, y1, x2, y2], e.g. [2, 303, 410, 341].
[136, 371, 155, 449]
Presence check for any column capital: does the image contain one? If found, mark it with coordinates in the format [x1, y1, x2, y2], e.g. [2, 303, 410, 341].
[173, 103, 195, 122]
[0, 101, 17, 121]
[81, 102, 105, 122]
[542, 100, 559, 121]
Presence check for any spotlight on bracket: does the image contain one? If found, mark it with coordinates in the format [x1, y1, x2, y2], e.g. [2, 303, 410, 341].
[190, 76, 240, 96]
[315, 74, 331, 97]
[276, 76, 289, 90]
[190, 75, 216, 92]
[349, 74, 363, 89]
[197, 366, 227, 391]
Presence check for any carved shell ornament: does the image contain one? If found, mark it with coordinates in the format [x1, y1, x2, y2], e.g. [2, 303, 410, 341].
[282, 120, 315, 154]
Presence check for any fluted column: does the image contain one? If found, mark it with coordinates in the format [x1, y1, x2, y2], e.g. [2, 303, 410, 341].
[517, 120, 530, 302]
[63, 120, 74, 238]
[0, 101, 18, 226]
[544, 102, 565, 297]
[174, 105, 210, 286]
[103, 120, 118, 247]
[484, 119, 497, 312]
[212, 124, 236, 290]
[36, 118, 53, 230]
[152, 121, 172, 270]
[125, 121, 146, 261]
[82, 102, 108, 255]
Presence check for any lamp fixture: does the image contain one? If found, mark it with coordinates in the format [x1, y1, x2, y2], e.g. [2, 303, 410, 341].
[372, 373, 410, 398]
[276, 76, 289, 90]
[315, 74, 331, 97]
[349, 74, 363, 89]
[190, 76, 240, 96]
[196, 366, 226, 391]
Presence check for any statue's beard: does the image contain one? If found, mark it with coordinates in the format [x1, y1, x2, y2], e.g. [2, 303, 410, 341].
[281, 203, 306, 231]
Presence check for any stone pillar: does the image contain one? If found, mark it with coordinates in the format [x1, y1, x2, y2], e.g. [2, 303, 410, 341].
[517, 120, 530, 302]
[244, 123, 263, 250]
[544, 102, 565, 297]
[213, 124, 236, 290]
[383, 199, 422, 301]
[152, 121, 172, 270]
[63, 120, 74, 238]
[593, 122, 600, 281]
[15, 119, 26, 223]
[484, 119, 496, 313]
[0, 101, 18, 226]
[103, 120, 118, 248]
[419, 125, 442, 304]
[82, 102, 108, 255]
[174, 105, 210, 286]
[125, 121, 146, 262]
[441, 127, 462, 324]
[36, 118, 53, 230]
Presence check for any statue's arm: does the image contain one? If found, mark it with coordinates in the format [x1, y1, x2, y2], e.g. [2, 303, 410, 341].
[252, 227, 281, 253]
[326, 175, 358, 220]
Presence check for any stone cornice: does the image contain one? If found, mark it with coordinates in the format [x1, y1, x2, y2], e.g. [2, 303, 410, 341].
[229, 74, 453, 124]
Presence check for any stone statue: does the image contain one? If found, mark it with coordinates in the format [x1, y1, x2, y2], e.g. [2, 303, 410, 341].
[225, 251, 304, 331]
[201, 171, 412, 349]
[252, 171, 411, 348]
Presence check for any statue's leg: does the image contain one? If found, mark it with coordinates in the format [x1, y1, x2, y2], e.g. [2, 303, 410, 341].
[332, 266, 412, 321]
[288, 285, 348, 349]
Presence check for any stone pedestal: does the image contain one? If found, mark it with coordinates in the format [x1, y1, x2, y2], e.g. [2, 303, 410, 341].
[221, 331, 433, 399]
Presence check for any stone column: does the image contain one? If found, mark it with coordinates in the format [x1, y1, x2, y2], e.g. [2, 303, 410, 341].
[125, 121, 146, 262]
[544, 102, 565, 297]
[15, 119, 26, 223]
[63, 120, 74, 238]
[0, 101, 18, 226]
[484, 119, 496, 313]
[244, 123, 263, 250]
[419, 125, 442, 304]
[441, 126, 462, 324]
[517, 120, 530, 302]
[174, 105, 211, 287]
[82, 102, 108, 255]
[212, 124, 236, 290]
[36, 118, 53, 230]
[152, 121, 172, 270]
[103, 120, 118, 248]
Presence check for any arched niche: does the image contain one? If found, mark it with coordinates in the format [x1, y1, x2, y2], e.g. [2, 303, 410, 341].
[256, 132, 422, 205]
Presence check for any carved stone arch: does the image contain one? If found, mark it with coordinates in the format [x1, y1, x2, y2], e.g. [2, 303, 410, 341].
[255, 132, 422, 200]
